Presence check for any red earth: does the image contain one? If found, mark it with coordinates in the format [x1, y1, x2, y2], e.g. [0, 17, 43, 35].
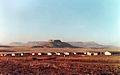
[0, 56, 120, 75]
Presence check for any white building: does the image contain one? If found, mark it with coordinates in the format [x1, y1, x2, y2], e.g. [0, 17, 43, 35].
[104, 51, 111, 55]
[73, 52, 77, 55]
[12, 53, 15, 56]
[64, 52, 69, 55]
[56, 52, 61, 55]
[87, 52, 91, 56]
[84, 52, 87, 55]
[0, 54, 4, 56]
[47, 53, 52, 55]
[38, 53, 42, 55]
[93, 53, 98, 55]
[21, 53, 24, 56]
[32, 53, 35, 55]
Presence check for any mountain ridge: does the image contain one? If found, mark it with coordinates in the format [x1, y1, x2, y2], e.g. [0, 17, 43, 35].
[7, 40, 118, 49]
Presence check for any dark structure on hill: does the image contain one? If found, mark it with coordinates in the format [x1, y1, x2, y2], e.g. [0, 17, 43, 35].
[33, 40, 78, 48]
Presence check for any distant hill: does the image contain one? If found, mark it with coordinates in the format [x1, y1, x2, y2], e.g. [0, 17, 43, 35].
[32, 40, 78, 48]
[9, 42, 25, 46]
[8, 40, 118, 48]
[68, 42, 103, 48]
[68, 42, 118, 49]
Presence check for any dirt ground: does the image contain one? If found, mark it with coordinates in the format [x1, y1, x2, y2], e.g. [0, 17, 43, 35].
[0, 47, 120, 54]
[0, 47, 120, 75]
[0, 56, 120, 75]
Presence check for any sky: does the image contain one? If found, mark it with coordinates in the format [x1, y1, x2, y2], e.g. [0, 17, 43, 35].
[0, 0, 120, 46]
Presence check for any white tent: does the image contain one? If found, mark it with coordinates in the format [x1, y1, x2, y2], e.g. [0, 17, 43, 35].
[64, 52, 69, 55]
[38, 53, 42, 55]
[47, 53, 52, 55]
[104, 51, 111, 55]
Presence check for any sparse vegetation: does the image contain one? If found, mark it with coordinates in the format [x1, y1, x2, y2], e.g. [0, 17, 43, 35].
[0, 56, 119, 75]
[0, 47, 120, 74]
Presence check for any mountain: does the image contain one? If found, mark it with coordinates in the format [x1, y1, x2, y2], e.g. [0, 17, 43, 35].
[8, 40, 118, 48]
[9, 40, 78, 48]
[32, 40, 78, 48]
[68, 42, 103, 48]
[68, 42, 117, 49]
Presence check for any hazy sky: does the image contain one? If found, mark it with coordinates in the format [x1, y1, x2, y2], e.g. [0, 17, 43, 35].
[0, 0, 120, 46]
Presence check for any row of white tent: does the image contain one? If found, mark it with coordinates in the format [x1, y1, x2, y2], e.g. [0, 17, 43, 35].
[0, 51, 112, 57]
[0, 52, 75, 57]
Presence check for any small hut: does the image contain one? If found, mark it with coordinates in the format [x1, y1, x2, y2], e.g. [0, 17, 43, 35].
[86, 52, 92, 56]
[38, 53, 42, 55]
[64, 52, 69, 55]
[12, 53, 15, 56]
[47, 52, 52, 55]
[93, 53, 98, 55]
[0, 54, 4, 56]
[21, 53, 24, 56]
[32, 53, 35, 56]
[56, 52, 61, 55]
[104, 51, 111, 55]
[73, 52, 77, 55]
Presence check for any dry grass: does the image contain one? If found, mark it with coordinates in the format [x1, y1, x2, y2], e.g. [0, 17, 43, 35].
[0, 56, 120, 75]
[0, 47, 120, 74]
[0, 47, 120, 53]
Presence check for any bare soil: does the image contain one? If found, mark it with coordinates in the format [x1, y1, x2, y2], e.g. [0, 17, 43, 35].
[0, 56, 120, 75]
